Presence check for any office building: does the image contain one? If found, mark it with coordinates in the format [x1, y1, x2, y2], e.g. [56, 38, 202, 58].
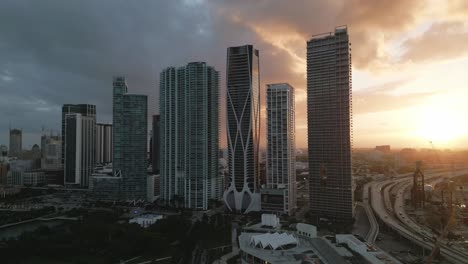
[261, 84, 296, 215]
[151, 115, 160, 174]
[223, 45, 261, 213]
[113, 76, 147, 200]
[9, 128, 22, 157]
[96, 123, 113, 164]
[62, 104, 96, 187]
[160, 62, 220, 209]
[307, 27, 354, 222]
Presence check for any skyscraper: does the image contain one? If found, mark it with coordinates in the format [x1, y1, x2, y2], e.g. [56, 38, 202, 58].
[307, 26, 353, 223]
[160, 67, 185, 204]
[151, 115, 160, 174]
[224, 45, 261, 213]
[262, 83, 296, 215]
[62, 104, 96, 187]
[160, 62, 220, 210]
[96, 123, 113, 165]
[9, 128, 22, 157]
[113, 76, 147, 200]
[62, 104, 96, 164]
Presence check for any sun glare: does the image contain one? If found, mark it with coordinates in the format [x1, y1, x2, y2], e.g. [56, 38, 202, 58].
[417, 96, 468, 146]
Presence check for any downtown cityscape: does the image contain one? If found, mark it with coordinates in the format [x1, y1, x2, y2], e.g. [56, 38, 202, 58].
[1, 1, 468, 264]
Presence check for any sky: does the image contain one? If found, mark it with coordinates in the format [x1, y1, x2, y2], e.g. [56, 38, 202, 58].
[0, 0, 468, 150]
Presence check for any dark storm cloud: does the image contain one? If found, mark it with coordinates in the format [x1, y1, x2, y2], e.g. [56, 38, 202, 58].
[0, 0, 231, 146]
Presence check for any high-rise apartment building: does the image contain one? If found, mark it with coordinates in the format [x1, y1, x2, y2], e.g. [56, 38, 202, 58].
[160, 62, 220, 210]
[9, 128, 22, 157]
[151, 115, 160, 174]
[224, 45, 261, 213]
[160, 67, 185, 204]
[262, 83, 296, 215]
[62, 104, 96, 187]
[113, 76, 147, 200]
[307, 27, 353, 223]
[96, 123, 113, 165]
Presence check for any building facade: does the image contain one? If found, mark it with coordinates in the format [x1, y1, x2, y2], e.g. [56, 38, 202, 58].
[113, 76, 147, 200]
[262, 83, 296, 215]
[151, 115, 160, 174]
[9, 128, 22, 157]
[160, 62, 220, 210]
[307, 27, 354, 222]
[96, 123, 113, 165]
[224, 45, 261, 213]
[41, 133, 62, 170]
[63, 105, 96, 188]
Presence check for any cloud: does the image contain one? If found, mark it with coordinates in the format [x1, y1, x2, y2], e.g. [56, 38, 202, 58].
[0, 0, 466, 148]
[400, 21, 468, 63]
[353, 80, 437, 115]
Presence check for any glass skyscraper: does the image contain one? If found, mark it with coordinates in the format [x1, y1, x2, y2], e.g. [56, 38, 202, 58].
[160, 62, 220, 210]
[307, 27, 354, 223]
[224, 45, 261, 214]
[113, 76, 147, 200]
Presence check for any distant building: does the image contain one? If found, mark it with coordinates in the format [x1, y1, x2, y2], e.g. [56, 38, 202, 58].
[160, 62, 220, 209]
[9, 159, 33, 172]
[113, 76, 147, 200]
[7, 171, 23, 186]
[96, 123, 113, 165]
[151, 115, 160, 174]
[375, 145, 391, 153]
[23, 171, 46, 186]
[307, 27, 353, 223]
[224, 45, 261, 214]
[41, 133, 62, 170]
[262, 83, 296, 216]
[30, 144, 42, 169]
[62, 104, 96, 187]
[0, 163, 8, 185]
[0, 145, 7, 157]
[9, 128, 22, 157]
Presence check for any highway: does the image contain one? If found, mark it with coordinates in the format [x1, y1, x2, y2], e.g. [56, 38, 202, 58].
[369, 169, 468, 264]
[362, 182, 379, 243]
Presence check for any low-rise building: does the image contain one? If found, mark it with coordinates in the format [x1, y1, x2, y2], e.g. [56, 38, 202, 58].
[129, 214, 163, 228]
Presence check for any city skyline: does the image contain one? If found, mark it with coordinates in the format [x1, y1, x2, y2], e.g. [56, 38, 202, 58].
[1, 1, 468, 150]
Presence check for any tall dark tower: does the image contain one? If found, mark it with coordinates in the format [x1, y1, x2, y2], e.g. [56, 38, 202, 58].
[307, 27, 354, 223]
[223, 45, 261, 213]
[113, 76, 147, 200]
